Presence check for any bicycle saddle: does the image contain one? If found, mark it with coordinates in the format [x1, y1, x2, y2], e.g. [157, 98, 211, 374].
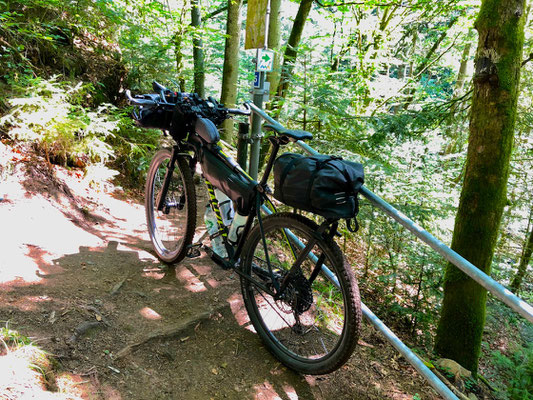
[263, 124, 313, 141]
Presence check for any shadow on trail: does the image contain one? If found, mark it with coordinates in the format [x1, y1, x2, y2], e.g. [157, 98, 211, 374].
[1, 240, 316, 400]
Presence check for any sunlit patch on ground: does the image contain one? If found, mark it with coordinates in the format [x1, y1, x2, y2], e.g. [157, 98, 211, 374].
[227, 292, 251, 328]
[0, 340, 87, 400]
[253, 380, 288, 400]
[175, 265, 207, 292]
[139, 307, 162, 320]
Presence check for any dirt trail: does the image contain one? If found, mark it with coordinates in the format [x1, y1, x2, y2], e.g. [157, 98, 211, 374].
[0, 150, 439, 399]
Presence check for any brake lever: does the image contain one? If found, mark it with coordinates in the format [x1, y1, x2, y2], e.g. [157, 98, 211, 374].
[226, 105, 251, 116]
[159, 89, 169, 104]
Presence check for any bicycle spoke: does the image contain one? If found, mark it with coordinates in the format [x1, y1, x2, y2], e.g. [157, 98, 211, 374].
[244, 215, 353, 365]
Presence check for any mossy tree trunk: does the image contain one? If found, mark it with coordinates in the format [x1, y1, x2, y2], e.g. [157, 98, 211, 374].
[434, 0, 526, 375]
[220, 0, 243, 142]
[191, 0, 205, 97]
[266, 0, 282, 99]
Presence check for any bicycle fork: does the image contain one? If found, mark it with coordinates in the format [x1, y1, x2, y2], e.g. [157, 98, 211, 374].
[155, 146, 190, 213]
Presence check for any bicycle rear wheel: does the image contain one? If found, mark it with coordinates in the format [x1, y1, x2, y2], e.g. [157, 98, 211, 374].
[240, 212, 362, 375]
[145, 149, 197, 263]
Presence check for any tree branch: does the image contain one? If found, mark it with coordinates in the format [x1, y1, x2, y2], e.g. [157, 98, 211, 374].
[315, 0, 416, 8]
[522, 52, 533, 67]
[205, 0, 248, 20]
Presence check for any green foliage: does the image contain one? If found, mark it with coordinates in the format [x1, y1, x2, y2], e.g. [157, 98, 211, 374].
[1, 0, 531, 394]
[0, 324, 32, 348]
[106, 110, 161, 186]
[492, 346, 533, 400]
[0, 76, 160, 185]
[0, 0, 123, 82]
[1, 77, 117, 165]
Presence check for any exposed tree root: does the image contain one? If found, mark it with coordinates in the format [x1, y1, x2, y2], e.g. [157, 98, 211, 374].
[115, 306, 225, 360]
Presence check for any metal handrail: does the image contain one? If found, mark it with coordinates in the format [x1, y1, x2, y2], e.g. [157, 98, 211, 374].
[247, 100, 533, 399]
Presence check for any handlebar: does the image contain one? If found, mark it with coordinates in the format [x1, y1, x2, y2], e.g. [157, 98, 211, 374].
[126, 82, 250, 138]
[125, 90, 159, 107]
[126, 82, 250, 121]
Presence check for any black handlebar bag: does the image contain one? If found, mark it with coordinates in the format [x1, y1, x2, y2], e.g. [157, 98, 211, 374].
[273, 154, 364, 225]
[134, 106, 172, 130]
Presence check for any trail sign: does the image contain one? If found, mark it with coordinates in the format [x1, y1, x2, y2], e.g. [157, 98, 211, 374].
[257, 49, 274, 72]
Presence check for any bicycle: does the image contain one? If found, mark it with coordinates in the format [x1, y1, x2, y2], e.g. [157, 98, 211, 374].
[126, 82, 362, 375]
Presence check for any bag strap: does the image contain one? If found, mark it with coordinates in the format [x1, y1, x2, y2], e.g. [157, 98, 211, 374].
[346, 216, 359, 233]
[279, 155, 301, 203]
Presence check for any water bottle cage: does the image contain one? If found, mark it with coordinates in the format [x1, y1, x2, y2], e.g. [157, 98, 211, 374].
[209, 228, 227, 240]
[228, 225, 244, 246]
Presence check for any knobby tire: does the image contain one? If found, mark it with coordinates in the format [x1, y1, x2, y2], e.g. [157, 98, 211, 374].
[240, 212, 362, 375]
[145, 149, 196, 263]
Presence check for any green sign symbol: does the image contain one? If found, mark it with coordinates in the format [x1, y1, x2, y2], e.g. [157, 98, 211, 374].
[262, 53, 271, 62]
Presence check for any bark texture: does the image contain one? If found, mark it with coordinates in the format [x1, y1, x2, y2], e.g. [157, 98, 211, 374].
[220, 0, 244, 141]
[266, 0, 282, 98]
[435, 0, 526, 375]
[191, 0, 205, 97]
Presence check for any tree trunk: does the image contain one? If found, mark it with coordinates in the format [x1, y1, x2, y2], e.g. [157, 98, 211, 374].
[220, 0, 243, 142]
[434, 0, 526, 375]
[191, 0, 205, 97]
[174, 0, 189, 92]
[443, 36, 473, 154]
[266, 0, 282, 98]
[510, 207, 533, 292]
[271, 0, 313, 115]
[455, 40, 472, 95]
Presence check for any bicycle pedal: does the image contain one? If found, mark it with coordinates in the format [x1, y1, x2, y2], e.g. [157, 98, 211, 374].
[186, 243, 202, 258]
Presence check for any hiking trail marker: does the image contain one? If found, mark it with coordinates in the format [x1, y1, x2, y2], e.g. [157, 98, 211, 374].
[257, 49, 274, 72]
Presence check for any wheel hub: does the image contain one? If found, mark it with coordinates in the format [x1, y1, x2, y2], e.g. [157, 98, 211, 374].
[280, 271, 313, 315]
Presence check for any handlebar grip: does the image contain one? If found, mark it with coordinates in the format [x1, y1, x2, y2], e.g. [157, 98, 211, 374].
[125, 90, 157, 106]
[227, 108, 251, 116]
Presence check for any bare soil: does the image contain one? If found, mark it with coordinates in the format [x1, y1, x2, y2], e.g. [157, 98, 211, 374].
[0, 144, 441, 399]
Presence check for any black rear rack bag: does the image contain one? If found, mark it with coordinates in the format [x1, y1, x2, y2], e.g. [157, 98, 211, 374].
[273, 154, 364, 221]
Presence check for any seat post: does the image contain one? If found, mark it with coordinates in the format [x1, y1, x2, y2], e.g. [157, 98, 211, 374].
[259, 136, 282, 187]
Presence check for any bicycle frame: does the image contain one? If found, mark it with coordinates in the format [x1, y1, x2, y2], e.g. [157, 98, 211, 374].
[166, 133, 341, 299]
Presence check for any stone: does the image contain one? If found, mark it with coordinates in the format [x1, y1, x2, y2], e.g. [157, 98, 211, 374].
[435, 358, 472, 379]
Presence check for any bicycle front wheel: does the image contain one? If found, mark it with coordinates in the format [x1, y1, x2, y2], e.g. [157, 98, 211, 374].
[240, 212, 362, 375]
[145, 149, 197, 263]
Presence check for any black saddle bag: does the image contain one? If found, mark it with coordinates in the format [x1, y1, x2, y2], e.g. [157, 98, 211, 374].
[273, 153, 364, 225]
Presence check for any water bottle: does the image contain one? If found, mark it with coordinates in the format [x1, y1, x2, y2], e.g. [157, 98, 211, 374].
[228, 212, 248, 245]
[214, 189, 234, 226]
[204, 205, 228, 258]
